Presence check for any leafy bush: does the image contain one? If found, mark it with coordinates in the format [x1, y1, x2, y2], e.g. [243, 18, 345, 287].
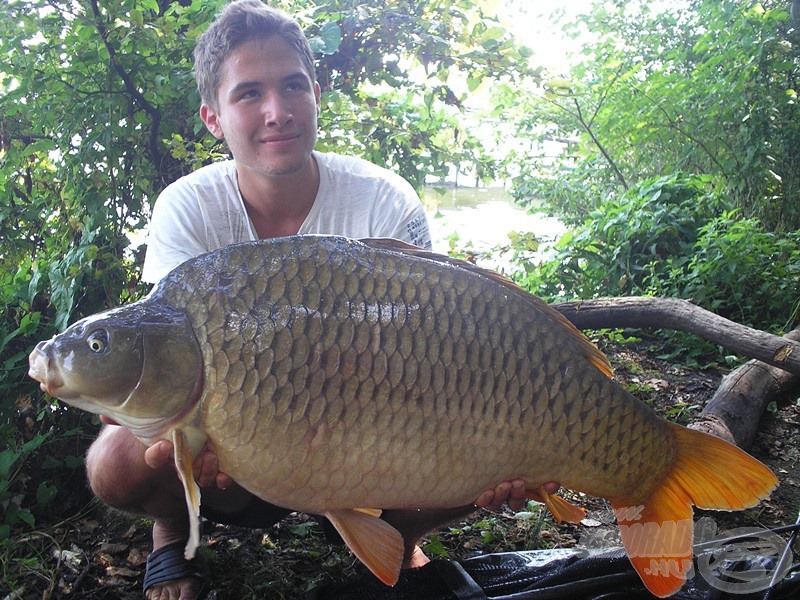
[649, 213, 800, 329]
[518, 174, 726, 298]
[515, 174, 799, 332]
[0, 426, 92, 543]
[0, 227, 132, 545]
[503, 0, 800, 232]
[509, 157, 621, 229]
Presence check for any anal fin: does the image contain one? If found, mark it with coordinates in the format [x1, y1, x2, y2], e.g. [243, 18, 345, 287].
[528, 486, 586, 524]
[354, 508, 383, 518]
[325, 509, 404, 586]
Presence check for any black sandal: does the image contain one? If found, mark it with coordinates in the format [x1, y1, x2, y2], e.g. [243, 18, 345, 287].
[143, 541, 210, 599]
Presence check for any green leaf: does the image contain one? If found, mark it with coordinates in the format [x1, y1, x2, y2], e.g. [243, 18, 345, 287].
[309, 22, 341, 56]
[467, 73, 482, 92]
[285, 522, 316, 536]
[480, 26, 505, 44]
[23, 139, 56, 154]
[307, 36, 325, 54]
[65, 455, 85, 469]
[320, 22, 341, 54]
[0, 449, 18, 479]
[422, 535, 449, 558]
[130, 9, 144, 27]
[41, 456, 64, 470]
[22, 431, 52, 453]
[140, 0, 160, 13]
[17, 507, 36, 529]
[36, 482, 58, 508]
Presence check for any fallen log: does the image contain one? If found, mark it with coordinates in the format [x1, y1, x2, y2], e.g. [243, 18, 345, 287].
[688, 327, 800, 450]
[553, 296, 800, 376]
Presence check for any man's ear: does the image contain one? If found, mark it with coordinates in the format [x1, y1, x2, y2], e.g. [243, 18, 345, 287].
[200, 104, 224, 139]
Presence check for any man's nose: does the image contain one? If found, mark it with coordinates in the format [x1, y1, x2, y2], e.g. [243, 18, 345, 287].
[263, 95, 291, 126]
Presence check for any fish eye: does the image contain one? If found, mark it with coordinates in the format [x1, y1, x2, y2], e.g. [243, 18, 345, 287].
[87, 330, 109, 354]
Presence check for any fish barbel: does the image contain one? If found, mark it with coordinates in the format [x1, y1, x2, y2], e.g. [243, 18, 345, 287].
[28, 235, 776, 597]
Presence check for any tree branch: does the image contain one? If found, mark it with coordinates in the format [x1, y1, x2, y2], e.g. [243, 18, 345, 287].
[553, 296, 800, 375]
[87, 0, 163, 168]
[570, 98, 628, 189]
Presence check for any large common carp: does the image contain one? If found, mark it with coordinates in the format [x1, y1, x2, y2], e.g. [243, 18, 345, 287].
[29, 235, 776, 597]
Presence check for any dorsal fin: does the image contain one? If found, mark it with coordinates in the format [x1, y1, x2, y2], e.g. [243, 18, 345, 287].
[358, 238, 614, 379]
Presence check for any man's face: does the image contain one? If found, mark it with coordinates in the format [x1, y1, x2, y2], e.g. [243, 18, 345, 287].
[201, 36, 321, 179]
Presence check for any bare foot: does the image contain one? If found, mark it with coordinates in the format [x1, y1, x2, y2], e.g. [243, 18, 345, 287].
[145, 520, 205, 600]
[145, 577, 205, 600]
[405, 545, 431, 569]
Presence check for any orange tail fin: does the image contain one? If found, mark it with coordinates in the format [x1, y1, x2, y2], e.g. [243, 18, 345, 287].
[611, 423, 777, 598]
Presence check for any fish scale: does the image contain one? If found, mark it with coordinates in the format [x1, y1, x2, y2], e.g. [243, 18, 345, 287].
[29, 235, 778, 597]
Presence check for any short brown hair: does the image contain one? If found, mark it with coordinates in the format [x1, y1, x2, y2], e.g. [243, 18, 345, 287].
[194, 0, 316, 110]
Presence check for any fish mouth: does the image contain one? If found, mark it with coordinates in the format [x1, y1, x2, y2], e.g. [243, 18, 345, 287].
[28, 341, 67, 397]
[27, 340, 168, 431]
[28, 340, 87, 403]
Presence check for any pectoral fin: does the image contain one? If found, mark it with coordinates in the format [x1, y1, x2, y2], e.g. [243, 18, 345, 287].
[528, 485, 586, 524]
[325, 509, 404, 586]
[172, 428, 201, 560]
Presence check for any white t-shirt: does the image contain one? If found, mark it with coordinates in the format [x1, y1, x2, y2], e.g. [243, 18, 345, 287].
[141, 151, 432, 283]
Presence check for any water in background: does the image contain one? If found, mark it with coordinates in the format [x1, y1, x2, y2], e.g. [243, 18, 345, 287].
[422, 186, 565, 271]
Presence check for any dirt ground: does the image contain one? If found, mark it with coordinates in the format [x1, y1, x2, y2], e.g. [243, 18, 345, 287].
[3, 339, 800, 599]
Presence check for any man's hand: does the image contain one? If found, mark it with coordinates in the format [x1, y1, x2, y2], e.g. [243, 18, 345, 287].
[475, 479, 527, 511]
[475, 479, 561, 512]
[142, 438, 233, 490]
[191, 446, 234, 489]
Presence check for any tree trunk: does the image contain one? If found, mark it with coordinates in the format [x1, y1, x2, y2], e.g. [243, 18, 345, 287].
[688, 327, 800, 450]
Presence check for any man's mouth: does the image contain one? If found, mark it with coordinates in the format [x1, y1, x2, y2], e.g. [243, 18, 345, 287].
[261, 133, 301, 144]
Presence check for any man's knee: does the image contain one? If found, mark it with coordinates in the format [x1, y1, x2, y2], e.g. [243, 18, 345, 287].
[85, 426, 151, 511]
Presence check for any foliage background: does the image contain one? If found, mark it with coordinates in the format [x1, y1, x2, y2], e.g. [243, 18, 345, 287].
[496, 0, 799, 332]
[0, 0, 798, 568]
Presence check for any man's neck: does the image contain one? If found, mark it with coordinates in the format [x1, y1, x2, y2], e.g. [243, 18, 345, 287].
[236, 155, 320, 239]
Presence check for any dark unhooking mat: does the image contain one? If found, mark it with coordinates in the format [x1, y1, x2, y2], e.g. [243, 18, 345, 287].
[308, 546, 800, 600]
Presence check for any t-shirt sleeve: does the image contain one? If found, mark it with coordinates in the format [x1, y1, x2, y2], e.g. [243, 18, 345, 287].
[374, 177, 432, 250]
[141, 183, 209, 284]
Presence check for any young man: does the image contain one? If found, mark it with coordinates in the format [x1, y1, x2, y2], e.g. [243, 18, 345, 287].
[85, 2, 533, 598]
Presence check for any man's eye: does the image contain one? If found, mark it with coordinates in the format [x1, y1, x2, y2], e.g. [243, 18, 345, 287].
[87, 330, 109, 354]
